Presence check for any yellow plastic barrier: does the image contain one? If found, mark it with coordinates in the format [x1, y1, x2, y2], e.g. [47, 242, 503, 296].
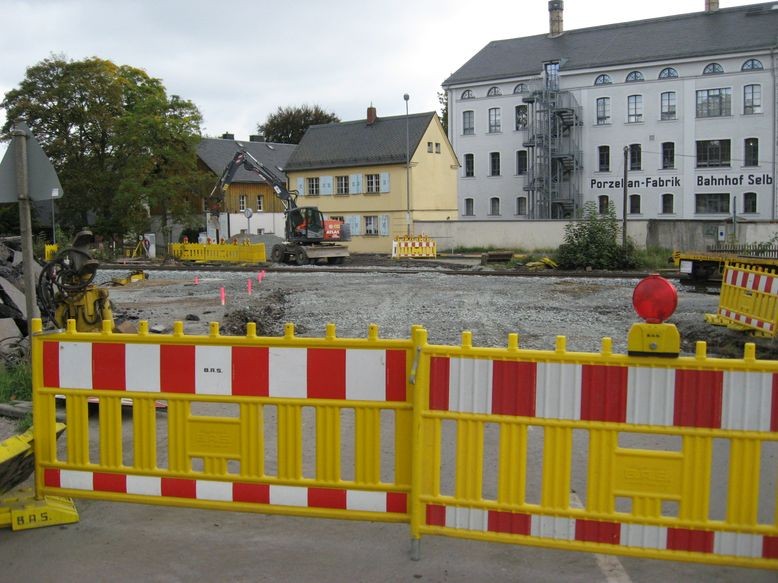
[706, 263, 778, 337]
[27, 318, 778, 570]
[169, 242, 267, 263]
[392, 235, 437, 259]
[44, 244, 58, 261]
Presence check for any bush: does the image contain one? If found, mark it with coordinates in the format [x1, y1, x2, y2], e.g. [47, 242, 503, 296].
[556, 202, 637, 270]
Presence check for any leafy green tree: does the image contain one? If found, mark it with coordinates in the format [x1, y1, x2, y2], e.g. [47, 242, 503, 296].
[1, 55, 207, 244]
[437, 90, 448, 135]
[258, 104, 339, 144]
[556, 201, 637, 270]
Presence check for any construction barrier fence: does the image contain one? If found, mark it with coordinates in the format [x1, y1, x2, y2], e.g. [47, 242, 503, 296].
[392, 235, 437, 259]
[27, 319, 778, 570]
[169, 242, 267, 264]
[706, 262, 778, 337]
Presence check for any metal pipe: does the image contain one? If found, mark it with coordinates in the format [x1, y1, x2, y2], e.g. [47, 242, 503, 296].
[404, 94, 411, 235]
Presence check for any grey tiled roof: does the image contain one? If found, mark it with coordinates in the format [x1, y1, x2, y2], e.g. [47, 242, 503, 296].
[443, 2, 778, 86]
[197, 137, 297, 182]
[283, 112, 437, 171]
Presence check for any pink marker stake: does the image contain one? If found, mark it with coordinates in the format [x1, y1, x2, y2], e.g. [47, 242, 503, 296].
[194, 276, 199, 285]
[220, 287, 226, 306]
[247, 279, 252, 295]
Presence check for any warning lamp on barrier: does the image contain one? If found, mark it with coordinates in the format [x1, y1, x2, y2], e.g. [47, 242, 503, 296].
[627, 274, 680, 357]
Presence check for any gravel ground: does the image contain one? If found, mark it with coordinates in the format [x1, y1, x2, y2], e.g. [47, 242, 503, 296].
[95, 260, 757, 358]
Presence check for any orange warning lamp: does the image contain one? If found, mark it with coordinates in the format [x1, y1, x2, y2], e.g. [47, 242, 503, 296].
[627, 274, 680, 357]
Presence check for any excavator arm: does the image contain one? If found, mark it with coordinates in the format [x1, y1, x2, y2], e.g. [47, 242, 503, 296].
[209, 148, 298, 212]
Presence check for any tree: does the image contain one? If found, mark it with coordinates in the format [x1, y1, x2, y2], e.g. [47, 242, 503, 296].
[258, 104, 339, 144]
[556, 201, 637, 270]
[1, 55, 207, 244]
[437, 90, 448, 135]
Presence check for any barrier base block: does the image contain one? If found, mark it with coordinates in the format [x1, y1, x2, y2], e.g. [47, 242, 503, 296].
[627, 322, 680, 357]
[0, 487, 79, 531]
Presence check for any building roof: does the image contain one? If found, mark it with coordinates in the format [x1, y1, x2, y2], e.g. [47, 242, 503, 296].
[283, 112, 438, 171]
[197, 137, 297, 183]
[443, 2, 778, 86]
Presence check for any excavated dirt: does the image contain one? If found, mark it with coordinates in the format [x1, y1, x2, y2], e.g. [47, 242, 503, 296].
[94, 258, 778, 360]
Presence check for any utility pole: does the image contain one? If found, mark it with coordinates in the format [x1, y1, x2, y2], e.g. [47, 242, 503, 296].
[622, 146, 629, 248]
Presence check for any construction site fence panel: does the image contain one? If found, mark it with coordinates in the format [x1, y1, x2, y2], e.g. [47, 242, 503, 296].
[392, 235, 437, 259]
[30, 320, 778, 570]
[710, 263, 778, 337]
[169, 242, 267, 263]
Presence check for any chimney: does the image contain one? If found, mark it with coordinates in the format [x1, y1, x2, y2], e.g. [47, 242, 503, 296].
[366, 105, 377, 125]
[705, 0, 719, 12]
[548, 1, 563, 37]
[249, 134, 265, 142]
[221, 132, 234, 140]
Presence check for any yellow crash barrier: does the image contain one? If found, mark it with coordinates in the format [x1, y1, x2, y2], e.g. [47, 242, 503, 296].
[169, 242, 267, 263]
[706, 262, 778, 337]
[26, 318, 778, 570]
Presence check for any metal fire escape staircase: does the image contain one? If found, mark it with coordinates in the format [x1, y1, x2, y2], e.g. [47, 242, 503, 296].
[522, 85, 583, 219]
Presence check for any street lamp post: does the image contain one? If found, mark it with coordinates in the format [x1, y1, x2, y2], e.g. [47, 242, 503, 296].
[404, 93, 411, 236]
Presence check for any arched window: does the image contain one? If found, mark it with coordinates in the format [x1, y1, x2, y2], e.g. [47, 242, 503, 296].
[661, 194, 674, 214]
[594, 74, 612, 85]
[703, 63, 724, 75]
[461, 89, 474, 100]
[513, 83, 527, 94]
[489, 197, 501, 216]
[629, 194, 641, 214]
[741, 59, 763, 71]
[516, 197, 527, 215]
[598, 195, 610, 215]
[487, 86, 502, 97]
[626, 71, 644, 82]
[658, 67, 678, 79]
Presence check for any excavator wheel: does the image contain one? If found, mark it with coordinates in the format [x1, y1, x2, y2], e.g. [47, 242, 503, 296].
[293, 248, 308, 266]
[270, 244, 285, 263]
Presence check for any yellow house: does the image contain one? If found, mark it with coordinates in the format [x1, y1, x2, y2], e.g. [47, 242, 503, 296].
[283, 107, 459, 253]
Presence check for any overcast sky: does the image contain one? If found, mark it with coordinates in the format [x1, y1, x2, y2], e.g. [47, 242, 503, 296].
[0, 0, 759, 154]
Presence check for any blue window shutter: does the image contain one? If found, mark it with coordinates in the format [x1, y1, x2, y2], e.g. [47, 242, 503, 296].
[296, 177, 305, 196]
[379, 215, 389, 236]
[350, 174, 362, 194]
[380, 172, 390, 193]
[347, 215, 361, 236]
[321, 175, 333, 195]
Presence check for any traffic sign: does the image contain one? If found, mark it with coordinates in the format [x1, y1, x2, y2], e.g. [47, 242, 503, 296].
[0, 121, 63, 203]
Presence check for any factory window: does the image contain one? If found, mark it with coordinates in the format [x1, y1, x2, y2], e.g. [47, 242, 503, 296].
[596, 97, 610, 125]
[627, 95, 643, 123]
[741, 59, 763, 71]
[598, 195, 610, 215]
[695, 193, 729, 214]
[661, 193, 674, 214]
[513, 83, 527, 93]
[629, 194, 641, 214]
[696, 88, 731, 117]
[487, 86, 502, 97]
[743, 192, 757, 213]
[516, 197, 527, 215]
[461, 89, 474, 99]
[463, 110, 474, 135]
[744, 85, 761, 114]
[598, 145, 610, 172]
[464, 153, 474, 177]
[703, 62, 724, 75]
[658, 67, 678, 79]
[626, 70, 644, 82]
[488, 107, 501, 133]
[696, 139, 730, 168]
[489, 197, 501, 216]
[515, 105, 528, 130]
[629, 144, 642, 171]
[660, 91, 676, 120]
[744, 138, 759, 167]
[464, 198, 474, 216]
[516, 150, 528, 175]
[594, 74, 612, 85]
[489, 152, 501, 176]
[661, 142, 675, 169]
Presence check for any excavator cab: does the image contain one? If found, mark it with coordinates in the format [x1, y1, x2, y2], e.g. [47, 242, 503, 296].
[286, 207, 325, 243]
